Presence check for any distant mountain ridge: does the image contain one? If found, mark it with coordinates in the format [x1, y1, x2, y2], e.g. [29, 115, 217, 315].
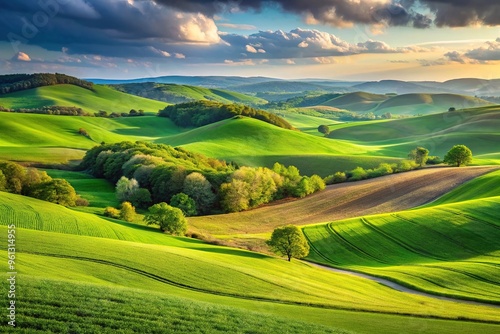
[87, 75, 500, 97]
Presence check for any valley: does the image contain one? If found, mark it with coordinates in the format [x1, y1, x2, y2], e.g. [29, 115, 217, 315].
[0, 74, 499, 333]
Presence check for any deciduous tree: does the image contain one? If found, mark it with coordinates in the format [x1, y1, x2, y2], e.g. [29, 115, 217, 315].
[408, 147, 429, 167]
[170, 193, 197, 216]
[144, 202, 187, 235]
[267, 225, 310, 261]
[120, 201, 136, 222]
[444, 145, 472, 167]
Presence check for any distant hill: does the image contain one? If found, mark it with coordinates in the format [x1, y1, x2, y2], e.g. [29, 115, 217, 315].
[228, 80, 332, 94]
[110, 82, 267, 105]
[88, 75, 278, 88]
[352, 80, 442, 95]
[322, 92, 388, 111]
[274, 91, 492, 115]
[0, 84, 167, 114]
[0, 73, 93, 94]
[327, 105, 500, 159]
[373, 93, 491, 115]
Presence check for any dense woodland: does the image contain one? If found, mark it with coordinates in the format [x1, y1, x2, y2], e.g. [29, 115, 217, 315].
[79, 141, 324, 214]
[0, 73, 93, 94]
[159, 100, 294, 129]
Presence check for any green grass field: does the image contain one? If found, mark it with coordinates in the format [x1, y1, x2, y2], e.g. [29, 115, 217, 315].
[0, 84, 167, 114]
[303, 170, 500, 304]
[1, 80, 500, 333]
[112, 82, 268, 105]
[1, 192, 500, 333]
[327, 106, 500, 160]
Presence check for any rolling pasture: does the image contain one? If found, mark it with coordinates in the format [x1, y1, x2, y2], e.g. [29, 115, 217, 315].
[0, 84, 167, 114]
[327, 105, 500, 164]
[1, 190, 500, 333]
[303, 169, 500, 304]
[111, 82, 268, 105]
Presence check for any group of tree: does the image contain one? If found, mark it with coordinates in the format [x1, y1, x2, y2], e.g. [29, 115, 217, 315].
[95, 109, 145, 118]
[324, 161, 417, 185]
[158, 100, 294, 130]
[104, 201, 136, 222]
[80, 141, 324, 215]
[0, 105, 91, 116]
[0, 73, 93, 94]
[0, 105, 146, 118]
[0, 161, 81, 206]
[220, 164, 325, 212]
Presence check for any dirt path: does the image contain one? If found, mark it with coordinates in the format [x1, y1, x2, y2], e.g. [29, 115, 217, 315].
[308, 262, 500, 309]
[190, 166, 498, 235]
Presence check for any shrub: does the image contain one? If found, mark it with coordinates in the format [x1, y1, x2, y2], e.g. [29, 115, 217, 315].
[104, 207, 120, 219]
[120, 201, 136, 222]
[349, 167, 368, 181]
[75, 197, 90, 207]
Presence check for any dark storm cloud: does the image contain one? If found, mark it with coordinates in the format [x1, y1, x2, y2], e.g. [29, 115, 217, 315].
[0, 0, 219, 55]
[156, 0, 500, 28]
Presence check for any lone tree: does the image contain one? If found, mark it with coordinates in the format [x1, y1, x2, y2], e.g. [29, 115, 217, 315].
[317, 125, 330, 136]
[144, 202, 187, 235]
[408, 146, 429, 167]
[267, 225, 310, 261]
[444, 145, 472, 167]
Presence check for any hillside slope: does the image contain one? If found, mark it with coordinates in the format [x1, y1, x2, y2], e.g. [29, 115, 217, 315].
[111, 82, 267, 105]
[0, 84, 167, 113]
[327, 105, 500, 160]
[304, 169, 500, 304]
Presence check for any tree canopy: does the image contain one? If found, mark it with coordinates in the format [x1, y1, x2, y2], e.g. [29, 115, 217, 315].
[158, 100, 294, 130]
[144, 202, 187, 235]
[317, 125, 330, 135]
[408, 147, 429, 167]
[444, 145, 472, 167]
[266, 225, 310, 261]
[0, 73, 93, 94]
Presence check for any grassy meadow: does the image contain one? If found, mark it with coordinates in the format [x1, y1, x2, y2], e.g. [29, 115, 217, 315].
[1, 81, 500, 333]
[1, 192, 500, 333]
[303, 170, 500, 304]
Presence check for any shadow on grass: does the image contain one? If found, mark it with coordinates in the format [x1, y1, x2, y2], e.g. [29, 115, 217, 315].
[195, 246, 269, 259]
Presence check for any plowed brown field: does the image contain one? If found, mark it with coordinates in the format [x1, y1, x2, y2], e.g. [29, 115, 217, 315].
[190, 167, 497, 240]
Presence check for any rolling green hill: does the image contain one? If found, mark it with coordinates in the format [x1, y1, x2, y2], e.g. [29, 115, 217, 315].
[322, 92, 388, 111]
[1, 191, 500, 334]
[111, 82, 267, 105]
[327, 105, 500, 163]
[0, 84, 167, 114]
[373, 93, 490, 115]
[160, 116, 397, 176]
[0, 113, 184, 163]
[303, 170, 500, 304]
[277, 91, 491, 115]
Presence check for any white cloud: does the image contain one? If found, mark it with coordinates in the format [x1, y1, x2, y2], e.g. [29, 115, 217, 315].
[174, 53, 186, 59]
[245, 45, 258, 53]
[465, 38, 500, 61]
[313, 56, 337, 64]
[15, 52, 31, 62]
[218, 23, 257, 30]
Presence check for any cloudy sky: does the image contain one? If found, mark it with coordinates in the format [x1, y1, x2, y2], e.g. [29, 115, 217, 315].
[0, 0, 499, 81]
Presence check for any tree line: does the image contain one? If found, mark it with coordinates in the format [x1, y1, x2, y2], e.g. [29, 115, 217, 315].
[159, 100, 294, 130]
[0, 106, 146, 118]
[0, 161, 82, 206]
[79, 141, 324, 217]
[324, 145, 472, 185]
[0, 73, 93, 94]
